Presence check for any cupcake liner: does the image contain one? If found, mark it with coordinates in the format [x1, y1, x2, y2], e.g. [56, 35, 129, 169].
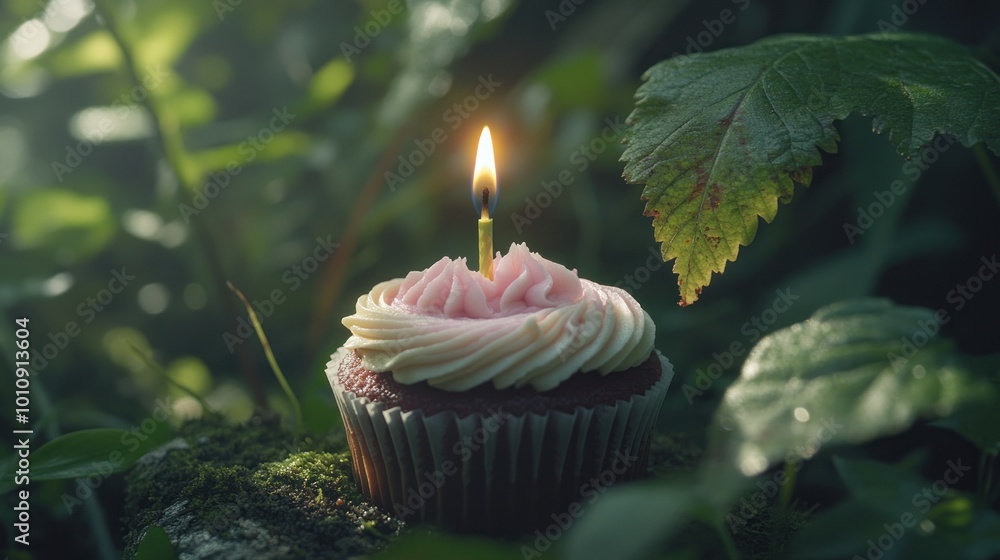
[326, 348, 674, 536]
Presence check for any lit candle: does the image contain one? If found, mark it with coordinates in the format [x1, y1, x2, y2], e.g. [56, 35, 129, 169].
[473, 126, 497, 280]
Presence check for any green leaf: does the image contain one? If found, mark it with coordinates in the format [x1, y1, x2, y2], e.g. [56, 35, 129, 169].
[788, 500, 893, 560]
[715, 299, 996, 475]
[931, 407, 1000, 457]
[622, 33, 1000, 305]
[834, 457, 928, 518]
[375, 532, 520, 560]
[562, 483, 698, 560]
[563, 466, 748, 560]
[134, 526, 176, 560]
[29, 428, 162, 482]
[914, 497, 1000, 560]
[931, 356, 1000, 455]
[13, 188, 116, 261]
[793, 458, 1000, 560]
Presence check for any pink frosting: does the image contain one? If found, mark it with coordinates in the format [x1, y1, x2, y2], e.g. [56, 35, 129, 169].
[393, 243, 584, 317]
[342, 242, 655, 391]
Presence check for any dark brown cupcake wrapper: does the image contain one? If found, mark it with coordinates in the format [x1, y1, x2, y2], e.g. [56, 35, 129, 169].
[326, 348, 674, 536]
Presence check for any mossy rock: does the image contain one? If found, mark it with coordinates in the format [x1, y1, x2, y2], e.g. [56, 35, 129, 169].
[122, 413, 401, 560]
[123, 415, 706, 559]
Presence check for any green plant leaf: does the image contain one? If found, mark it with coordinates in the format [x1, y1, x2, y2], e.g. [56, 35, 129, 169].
[793, 458, 1000, 559]
[931, 356, 1000, 456]
[563, 465, 748, 560]
[834, 457, 929, 518]
[375, 532, 520, 560]
[931, 406, 1000, 457]
[622, 33, 1000, 305]
[562, 482, 699, 560]
[29, 428, 163, 482]
[13, 188, 116, 262]
[714, 299, 997, 475]
[134, 526, 176, 560]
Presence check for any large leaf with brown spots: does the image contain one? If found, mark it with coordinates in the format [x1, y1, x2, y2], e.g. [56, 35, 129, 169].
[622, 33, 1000, 305]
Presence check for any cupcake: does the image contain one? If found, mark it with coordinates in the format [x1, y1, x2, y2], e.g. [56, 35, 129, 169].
[326, 242, 673, 536]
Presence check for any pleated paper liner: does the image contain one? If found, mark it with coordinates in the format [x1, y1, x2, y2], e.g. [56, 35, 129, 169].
[326, 348, 674, 536]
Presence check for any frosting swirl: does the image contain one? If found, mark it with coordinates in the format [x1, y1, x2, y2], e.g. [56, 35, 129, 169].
[342, 243, 654, 392]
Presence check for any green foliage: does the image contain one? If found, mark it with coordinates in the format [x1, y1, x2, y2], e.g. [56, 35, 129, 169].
[133, 526, 176, 560]
[228, 282, 303, 433]
[13, 189, 115, 261]
[376, 532, 522, 560]
[1, 428, 162, 494]
[562, 480, 705, 560]
[715, 299, 997, 475]
[622, 33, 1000, 305]
[3, 0, 999, 557]
[790, 457, 1000, 559]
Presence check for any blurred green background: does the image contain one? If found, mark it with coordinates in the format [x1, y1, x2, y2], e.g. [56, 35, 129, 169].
[0, 0, 998, 556]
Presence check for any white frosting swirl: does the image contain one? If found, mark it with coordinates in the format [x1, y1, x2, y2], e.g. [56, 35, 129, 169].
[342, 243, 655, 392]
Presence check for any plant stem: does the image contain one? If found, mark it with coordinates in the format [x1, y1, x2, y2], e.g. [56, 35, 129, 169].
[973, 143, 1000, 208]
[128, 342, 214, 413]
[35, 366, 117, 559]
[306, 128, 409, 358]
[984, 453, 997, 499]
[228, 282, 304, 433]
[716, 521, 742, 560]
[778, 460, 796, 510]
[91, 0, 267, 406]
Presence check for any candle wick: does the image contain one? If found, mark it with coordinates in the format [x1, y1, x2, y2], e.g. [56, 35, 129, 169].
[481, 188, 490, 220]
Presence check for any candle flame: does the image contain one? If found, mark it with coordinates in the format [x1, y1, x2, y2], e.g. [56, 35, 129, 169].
[472, 126, 497, 219]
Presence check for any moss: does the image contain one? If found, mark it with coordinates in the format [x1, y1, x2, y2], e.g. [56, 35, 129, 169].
[122, 413, 400, 560]
[730, 500, 813, 560]
[125, 420, 783, 559]
[646, 432, 703, 476]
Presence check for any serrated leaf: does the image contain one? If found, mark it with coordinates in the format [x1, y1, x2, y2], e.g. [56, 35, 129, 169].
[715, 299, 997, 475]
[622, 33, 1000, 305]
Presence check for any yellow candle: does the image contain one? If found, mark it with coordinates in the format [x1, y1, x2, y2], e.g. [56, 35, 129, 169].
[473, 127, 497, 280]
